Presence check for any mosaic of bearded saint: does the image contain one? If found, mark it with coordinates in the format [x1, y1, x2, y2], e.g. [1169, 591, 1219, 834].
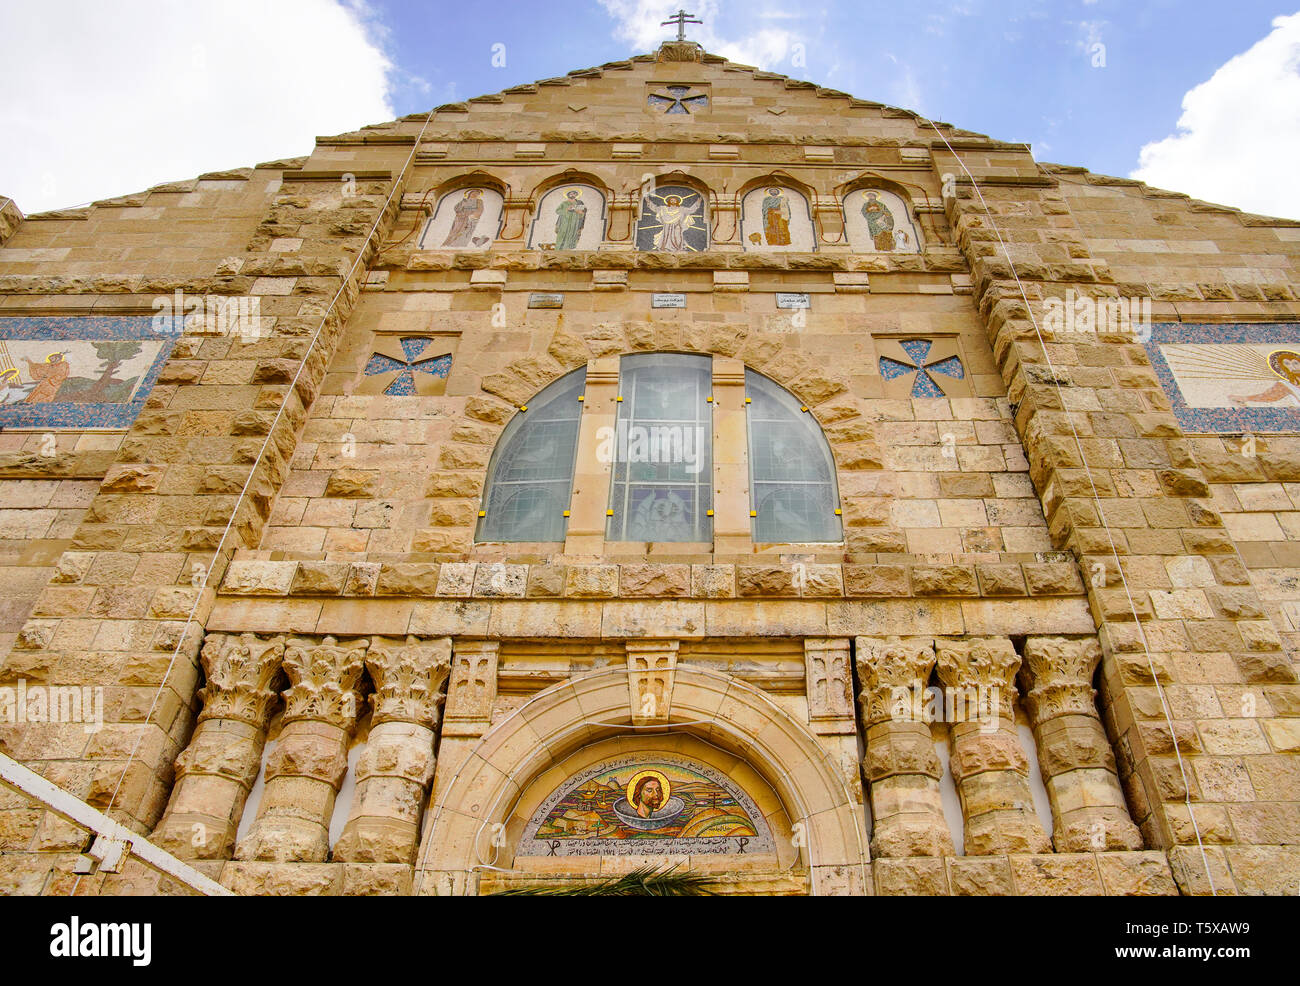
[442, 189, 485, 248]
[762, 187, 791, 246]
[552, 189, 587, 250]
[641, 189, 703, 251]
[862, 191, 895, 251]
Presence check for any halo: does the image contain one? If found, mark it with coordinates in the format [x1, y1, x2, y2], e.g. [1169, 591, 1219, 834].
[1269, 349, 1300, 383]
[625, 768, 671, 807]
[0, 368, 17, 380]
[45, 351, 66, 361]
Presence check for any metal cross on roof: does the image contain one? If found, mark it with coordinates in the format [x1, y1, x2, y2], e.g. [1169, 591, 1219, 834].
[661, 9, 702, 42]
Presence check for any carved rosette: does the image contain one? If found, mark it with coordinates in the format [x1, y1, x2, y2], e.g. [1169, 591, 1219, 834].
[1020, 636, 1103, 723]
[935, 637, 1020, 722]
[281, 635, 369, 727]
[366, 635, 453, 728]
[855, 636, 936, 726]
[197, 632, 285, 726]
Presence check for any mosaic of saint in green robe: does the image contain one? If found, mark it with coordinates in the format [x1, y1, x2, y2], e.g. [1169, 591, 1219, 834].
[553, 189, 588, 250]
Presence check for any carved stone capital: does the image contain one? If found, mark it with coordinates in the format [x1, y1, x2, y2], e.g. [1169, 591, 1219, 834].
[936, 637, 1020, 721]
[281, 635, 369, 727]
[366, 635, 452, 728]
[1020, 636, 1103, 723]
[855, 636, 936, 726]
[197, 632, 284, 727]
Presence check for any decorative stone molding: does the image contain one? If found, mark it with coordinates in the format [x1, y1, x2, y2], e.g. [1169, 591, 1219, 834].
[334, 636, 452, 863]
[1020, 636, 1143, 852]
[216, 557, 1087, 601]
[234, 636, 369, 863]
[152, 632, 285, 860]
[627, 639, 679, 723]
[443, 640, 499, 733]
[935, 637, 1050, 856]
[856, 636, 953, 858]
[805, 638, 854, 731]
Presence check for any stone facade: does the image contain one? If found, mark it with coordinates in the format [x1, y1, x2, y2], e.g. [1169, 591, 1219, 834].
[0, 41, 1297, 896]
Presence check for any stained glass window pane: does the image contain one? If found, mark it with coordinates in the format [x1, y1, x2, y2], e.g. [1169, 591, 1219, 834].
[476, 368, 585, 542]
[607, 353, 713, 542]
[745, 369, 842, 543]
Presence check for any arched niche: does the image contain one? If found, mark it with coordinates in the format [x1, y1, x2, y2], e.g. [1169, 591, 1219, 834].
[842, 186, 923, 254]
[740, 184, 816, 252]
[527, 181, 607, 250]
[418, 183, 505, 250]
[415, 666, 867, 895]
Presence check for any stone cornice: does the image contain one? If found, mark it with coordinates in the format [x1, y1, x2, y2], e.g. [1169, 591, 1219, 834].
[212, 557, 1086, 602]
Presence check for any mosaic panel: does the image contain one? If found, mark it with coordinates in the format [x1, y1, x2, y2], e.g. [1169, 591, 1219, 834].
[843, 187, 922, 254]
[357, 336, 452, 397]
[518, 753, 775, 857]
[527, 184, 606, 250]
[877, 337, 968, 399]
[417, 187, 504, 250]
[740, 185, 816, 252]
[637, 184, 708, 252]
[1143, 323, 1300, 433]
[0, 316, 174, 429]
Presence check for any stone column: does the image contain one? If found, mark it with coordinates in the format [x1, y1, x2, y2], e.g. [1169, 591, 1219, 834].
[856, 636, 953, 857]
[334, 636, 452, 863]
[151, 632, 284, 860]
[235, 635, 369, 862]
[1021, 636, 1143, 852]
[935, 637, 1050, 855]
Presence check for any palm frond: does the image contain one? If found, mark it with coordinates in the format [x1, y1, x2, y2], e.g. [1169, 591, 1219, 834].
[490, 863, 719, 896]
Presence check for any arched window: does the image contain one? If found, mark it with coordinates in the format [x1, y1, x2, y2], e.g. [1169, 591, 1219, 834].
[606, 353, 713, 542]
[746, 369, 842, 543]
[475, 368, 585, 542]
[475, 358, 843, 545]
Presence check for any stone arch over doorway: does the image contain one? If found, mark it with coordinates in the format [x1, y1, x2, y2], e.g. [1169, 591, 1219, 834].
[414, 665, 867, 895]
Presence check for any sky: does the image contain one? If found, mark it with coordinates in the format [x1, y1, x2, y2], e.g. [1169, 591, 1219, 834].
[2, 0, 1299, 218]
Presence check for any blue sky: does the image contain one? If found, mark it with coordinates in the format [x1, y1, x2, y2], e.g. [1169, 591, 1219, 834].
[377, 0, 1289, 176]
[3, 1, 1299, 217]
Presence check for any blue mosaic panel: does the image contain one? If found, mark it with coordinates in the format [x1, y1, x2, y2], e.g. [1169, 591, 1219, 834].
[363, 340, 452, 396]
[399, 336, 430, 361]
[647, 85, 709, 114]
[1142, 323, 1300, 433]
[927, 355, 965, 379]
[878, 356, 914, 381]
[910, 372, 944, 398]
[0, 316, 174, 429]
[899, 339, 932, 365]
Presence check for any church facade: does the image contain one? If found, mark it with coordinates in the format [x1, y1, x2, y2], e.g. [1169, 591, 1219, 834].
[0, 38, 1298, 896]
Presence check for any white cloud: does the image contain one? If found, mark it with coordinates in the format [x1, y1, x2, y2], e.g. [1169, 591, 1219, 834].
[598, 0, 802, 70]
[1132, 13, 1300, 220]
[0, 0, 394, 214]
